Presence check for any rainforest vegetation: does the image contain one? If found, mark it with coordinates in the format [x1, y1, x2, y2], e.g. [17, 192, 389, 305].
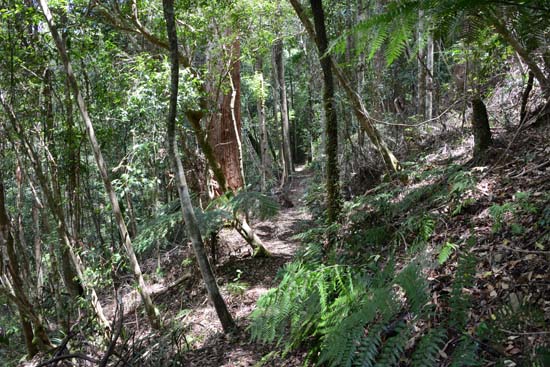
[0, 0, 549, 366]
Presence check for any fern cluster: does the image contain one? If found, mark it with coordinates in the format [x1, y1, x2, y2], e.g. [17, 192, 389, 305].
[250, 238, 494, 366]
[251, 261, 443, 366]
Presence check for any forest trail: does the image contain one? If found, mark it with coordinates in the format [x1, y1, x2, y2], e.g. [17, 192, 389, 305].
[102, 167, 312, 366]
[178, 166, 312, 366]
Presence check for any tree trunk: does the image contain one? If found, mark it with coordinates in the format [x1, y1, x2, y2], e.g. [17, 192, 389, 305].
[39, 0, 161, 329]
[310, 0, 341, 223]
[207, 40, 244, 192]
[425, 30, 434, 120]
[32, 200, 44, 299]
[272, 39, 294, 185]
[418, 10, 427, 117]
[163, 0, 236, 333]
[471, 97, 492, 159]
[255, 56, 271, 192]
[520, 71, 534, 123]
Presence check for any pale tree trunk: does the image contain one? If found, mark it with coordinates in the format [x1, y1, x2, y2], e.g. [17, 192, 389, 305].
[39, 0, 161, 329]
[255, 56, 271, 192]
[272, 39, 293, 185]
[228, 52, 246, 189]
[418, 10, 426, 118]
[357, 0, 366, 147]
[162, 0, 235, 333]
[32, 200, 44, 299]
[425, 30, 434, 120]
[289, 0, 401, 174]
[14, 163, 32, 286]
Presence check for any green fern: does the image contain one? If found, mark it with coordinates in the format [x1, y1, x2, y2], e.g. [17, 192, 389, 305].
[449, 251, 476, 330]
[449, 335, 482, 367]
[375, 321, 411, 366]
[411, 328, 447, 366]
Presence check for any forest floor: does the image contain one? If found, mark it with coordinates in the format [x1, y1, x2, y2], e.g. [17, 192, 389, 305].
[23, 119, 548, 367]
[176, 168, 312, 367]
[99, 167, 313, 366]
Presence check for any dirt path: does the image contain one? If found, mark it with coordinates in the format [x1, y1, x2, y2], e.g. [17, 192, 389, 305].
[99, 168, 311, 366]
[175, 167, 312, 366]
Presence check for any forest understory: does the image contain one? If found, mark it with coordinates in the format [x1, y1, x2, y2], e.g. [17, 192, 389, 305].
[1, 0, 550, 366]
[14, 109, 550, 367]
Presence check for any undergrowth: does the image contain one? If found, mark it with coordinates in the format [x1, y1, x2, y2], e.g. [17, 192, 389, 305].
[250, 162, 549, 366]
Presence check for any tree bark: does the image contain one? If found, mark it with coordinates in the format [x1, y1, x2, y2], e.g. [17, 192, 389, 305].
[425, 30, 434, 120]
[418, 10, 427, 118]
[255, 56, 271, 192]
[39, 0, 161, 330]
[207, 39, 245, 192]
[309, 0, 341, 223]
[272, 39, 293, 185]
[162, 0, 236, 333]
[471, 97, 492, 159]
[520, 71, 534, 123]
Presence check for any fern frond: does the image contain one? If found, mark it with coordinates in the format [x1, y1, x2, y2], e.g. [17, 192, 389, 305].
[375, 321, 411, 367]
[411, 328, 447, 367]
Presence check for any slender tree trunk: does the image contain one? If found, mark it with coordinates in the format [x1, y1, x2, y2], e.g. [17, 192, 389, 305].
[520, 71, 534, 123]
[65, 77, 81, 239]
[310, 0, 341, 223]
[272, 39, 293, 185]
[39, 0, 160, 329]
[418, 10, 427, 117]
[162, 0, 235, 333]
[32, 200, 44, 299]
[229, 61, 246, 189]
[255, 56, 271, 192]
[425, 30, 434, 120]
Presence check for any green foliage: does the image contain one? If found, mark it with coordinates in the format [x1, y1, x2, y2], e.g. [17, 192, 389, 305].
[226, 269, 249, 296]
[449, 335, 481, 367]
[438, 241, 458, 265]
[250, 261, 432, 366]
[134, 201, 183, 254]
[489, 191, 537, 233]
[411, 328, 447, 367]
[449, 250, 477, 330]
[208, 190, 280, 221]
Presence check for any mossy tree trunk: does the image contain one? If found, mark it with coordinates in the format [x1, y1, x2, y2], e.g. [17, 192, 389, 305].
[310, 0, 341, 223]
